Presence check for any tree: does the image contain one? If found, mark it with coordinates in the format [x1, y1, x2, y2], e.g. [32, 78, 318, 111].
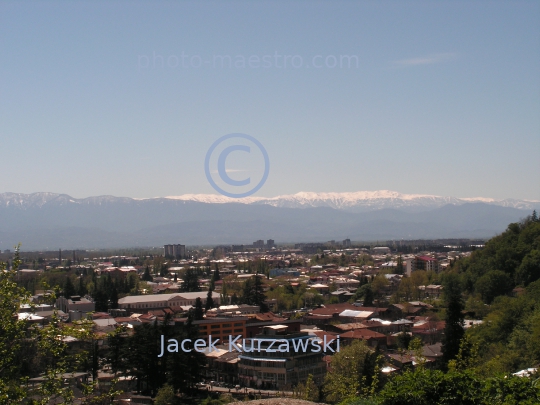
[94, 289, 109, 312]
[142, 266, 153, 282]
[1, 247, 117, 404]
[241, 275, 268, 312]
[154, 383, 176, 405]
[442, 273, 465, 366]
[474, 270, 513, 304]
[396, 255, 404, 275]
[324, 340, 377, 403]
[78, 276, 87, 296]
[181, 268, 200, 292]
[205, 288, 215, 311]
[110, 284, 119, 309]
[295, 373, 319, 401]
[363, 285, 374, 307]
[63, 276, 76, 298]
[193, 297, 204, 320]
[515, 250, 540, 286]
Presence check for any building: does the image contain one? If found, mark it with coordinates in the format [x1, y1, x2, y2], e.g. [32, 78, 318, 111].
[295, 243, 324, 254]
[252, 240, 265, 248]
[203, 345, 241, 384]
[209, 304, 260, 316]
[164, 244, 186, 259]
[193, 316, 248, 343]
[56, 295, 95, 318]
[269, 268, 300, 278]
[415, 256, 439, 272]
[238, 325, 327, 389]
[117, 292, 220, 313]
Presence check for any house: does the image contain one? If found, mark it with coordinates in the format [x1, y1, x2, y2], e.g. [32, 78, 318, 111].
[340, 329, 387, 348]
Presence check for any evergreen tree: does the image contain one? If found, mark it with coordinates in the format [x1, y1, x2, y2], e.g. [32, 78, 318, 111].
[205, 288, 214, 311]
[363, 285, 374, 307]
[78, 276, 87, 296]
[241, 275, 268, 312]
[181, 268, 200, 292]
[442, 273, 465, 366]
[110, 284, 119, 309]
[396, 255, 404, 275]
[142, 266, 153, 282]
[63, 276, 76, 298]
[193, 297, 204, 320]
[94, 289, 109, 312]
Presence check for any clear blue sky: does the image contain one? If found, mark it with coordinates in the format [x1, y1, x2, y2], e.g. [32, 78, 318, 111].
[1, 0, 539, 200]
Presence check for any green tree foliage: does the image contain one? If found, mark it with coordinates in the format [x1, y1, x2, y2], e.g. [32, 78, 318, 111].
[515, 249, 540, 286]
[0, 248, 118, 404]
[454, 215, 540, 293]
[475, 270, 513, 304]
[241, 275, 268, 312]
[442, 273, 465, 366]
[142, 266, 153, 282]
[396, 255, 404, 275]
[323, 340, 378, 403]
[294, 373, 319, 401]
[193, 297, 204, 320]
[105, 316, 204, 396]
[377, 367, 540, 405]
[354, 284, 374, 306]
[154, 383, 176, 405]
[63, 276, 76, 298]
[467, 279, 540, 374]
[205, 287, 215, 311]
[181, 268, 200, 292]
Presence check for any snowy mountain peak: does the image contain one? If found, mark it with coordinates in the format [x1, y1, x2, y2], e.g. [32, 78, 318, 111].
[162, 190, 540, 212]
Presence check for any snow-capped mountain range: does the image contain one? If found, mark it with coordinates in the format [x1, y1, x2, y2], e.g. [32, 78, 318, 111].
[165, 190, 539, 211]
[0, 190, 538, 249]
[0, 190, 538, 212]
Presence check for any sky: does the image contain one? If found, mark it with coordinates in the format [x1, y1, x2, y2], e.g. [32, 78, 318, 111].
[1, 0, 539, 200]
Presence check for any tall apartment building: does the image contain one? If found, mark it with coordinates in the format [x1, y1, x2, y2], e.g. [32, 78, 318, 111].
[253, 240, 265, 248]
[164, 244, 186, 259]
[415, 255, 439, 272]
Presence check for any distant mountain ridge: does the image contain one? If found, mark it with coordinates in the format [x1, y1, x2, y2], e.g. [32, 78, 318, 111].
[166, 190, 539, 212]
[1, 190, 538, 211]
[0, 191, 538, 250]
